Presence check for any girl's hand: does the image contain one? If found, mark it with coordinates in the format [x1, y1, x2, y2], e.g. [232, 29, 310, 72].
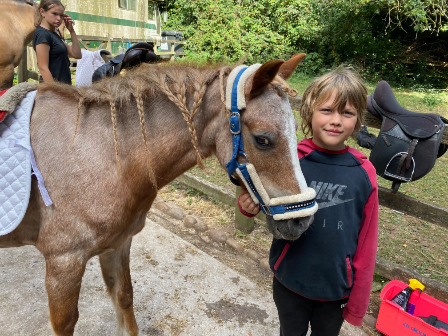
[63, 14, 75, 32]
[239, 189, 260, 215]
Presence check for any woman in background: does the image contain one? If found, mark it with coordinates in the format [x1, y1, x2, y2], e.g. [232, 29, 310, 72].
[33, 0, 82, 84]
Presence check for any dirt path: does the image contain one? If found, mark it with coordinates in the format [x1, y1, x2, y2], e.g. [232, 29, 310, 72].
[0, 207, 373, 335]
[0, 219, 281, 335]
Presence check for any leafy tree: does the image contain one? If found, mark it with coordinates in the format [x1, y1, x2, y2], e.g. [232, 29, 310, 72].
[161, 0, 448, 88]
[162, 0, 291, 63]
[384, 0, 448, 35]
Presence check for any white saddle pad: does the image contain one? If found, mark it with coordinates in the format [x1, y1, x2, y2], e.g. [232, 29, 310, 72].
[0, 90, 51, 236]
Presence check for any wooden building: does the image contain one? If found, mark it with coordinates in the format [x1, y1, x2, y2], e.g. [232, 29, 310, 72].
[25, 0, 183, 75]
[63, 0, 166, 54]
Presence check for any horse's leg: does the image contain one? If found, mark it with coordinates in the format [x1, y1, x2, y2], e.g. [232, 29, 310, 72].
[99, 238, 139, 336]
[45, 254, 87, 336]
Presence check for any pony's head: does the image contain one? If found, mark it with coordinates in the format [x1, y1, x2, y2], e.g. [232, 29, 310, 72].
[217, 54, 317, 241]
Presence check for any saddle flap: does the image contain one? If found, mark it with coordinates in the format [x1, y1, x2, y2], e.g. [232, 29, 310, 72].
[370, 116, 443, 185]
[110, 54, 125, 65]
[371, 81, 444, 138]
[92, 62, 112, 82]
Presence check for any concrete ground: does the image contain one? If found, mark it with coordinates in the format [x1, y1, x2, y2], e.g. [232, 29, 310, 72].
[0, 218, 368, 335]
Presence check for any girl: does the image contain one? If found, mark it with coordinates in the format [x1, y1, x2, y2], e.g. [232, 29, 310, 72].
[238, 68, 379, 336]
[33, 0, 82, 84]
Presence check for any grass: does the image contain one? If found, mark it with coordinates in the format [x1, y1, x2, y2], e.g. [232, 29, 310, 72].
[14, 65, 447, 286]
[189, 78, 448, 207]
[289, 73, 448, 116]
[180, 77, 448, 287]
[158, 181, 272, 266]
[288, 74, 448, 208]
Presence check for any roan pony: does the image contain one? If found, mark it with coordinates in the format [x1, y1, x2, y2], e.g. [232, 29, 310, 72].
[0, 0, 39, 90]
[0, 54, 314, 335]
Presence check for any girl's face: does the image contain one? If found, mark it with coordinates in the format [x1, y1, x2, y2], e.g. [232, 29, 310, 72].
[40, 5, 65, 28]
[311, 91, 358, 151]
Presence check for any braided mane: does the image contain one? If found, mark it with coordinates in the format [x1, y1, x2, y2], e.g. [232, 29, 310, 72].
[37, 61, 297, 186]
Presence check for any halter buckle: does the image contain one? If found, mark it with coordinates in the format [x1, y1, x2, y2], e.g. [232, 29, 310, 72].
[260, 203, 272, 216]
[229, 112, 241, 135]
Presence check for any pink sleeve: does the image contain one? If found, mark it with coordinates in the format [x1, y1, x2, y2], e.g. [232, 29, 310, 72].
[343, 162, 379, 326]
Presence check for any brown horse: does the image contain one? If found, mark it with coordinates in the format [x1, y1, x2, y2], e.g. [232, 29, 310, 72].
[0, 54, 314, 335]
[0, 0, 39, 90]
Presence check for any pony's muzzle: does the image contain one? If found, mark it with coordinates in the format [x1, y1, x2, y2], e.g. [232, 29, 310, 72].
[267, 215, 315, 241]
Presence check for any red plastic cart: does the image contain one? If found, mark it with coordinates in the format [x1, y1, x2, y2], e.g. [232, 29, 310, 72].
[376, 280, 448, 336]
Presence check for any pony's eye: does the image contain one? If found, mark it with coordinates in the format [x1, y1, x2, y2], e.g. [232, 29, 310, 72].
[256, 136, 270, 146]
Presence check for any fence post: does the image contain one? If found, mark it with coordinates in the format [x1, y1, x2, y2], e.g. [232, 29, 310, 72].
[234, 186, 255, 233]
[17, 48, 28, 84]
[170, 42, 175, 62]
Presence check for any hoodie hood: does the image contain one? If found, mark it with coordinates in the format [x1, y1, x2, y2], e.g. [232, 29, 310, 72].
[297, 138, 367, 167]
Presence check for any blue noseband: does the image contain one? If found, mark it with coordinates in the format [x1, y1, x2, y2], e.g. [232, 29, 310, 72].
[224, 66, 317, 218]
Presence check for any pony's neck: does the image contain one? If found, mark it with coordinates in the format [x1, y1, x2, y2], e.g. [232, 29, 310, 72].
[138, 70, 229, 189]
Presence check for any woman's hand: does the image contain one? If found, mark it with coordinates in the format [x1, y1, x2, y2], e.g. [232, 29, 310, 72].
[62, 14, 82, 59]
[63, 14, 75, 32]
[239, 189, 260, 215]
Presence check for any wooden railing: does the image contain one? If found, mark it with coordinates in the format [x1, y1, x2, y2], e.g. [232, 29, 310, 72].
[173, 96, 448, 300]
[234, 95, 448, 233]
[70, 35, 186, 60]
[17, 34, 186, 83]
[16, 54, 448, 232]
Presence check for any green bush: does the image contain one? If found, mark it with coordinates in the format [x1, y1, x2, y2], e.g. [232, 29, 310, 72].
[162, 0, 448, 89]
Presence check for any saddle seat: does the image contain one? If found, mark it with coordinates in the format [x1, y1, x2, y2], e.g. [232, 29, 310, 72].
[92, 42, 159, 83]
[367, 81, 444, 138]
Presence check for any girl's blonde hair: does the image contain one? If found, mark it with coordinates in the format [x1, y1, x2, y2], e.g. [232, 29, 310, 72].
[299, 67, 367, 139]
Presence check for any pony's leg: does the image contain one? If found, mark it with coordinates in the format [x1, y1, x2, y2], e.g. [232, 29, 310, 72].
[99, 238, 139, 336]
[45, 254, 87, 336]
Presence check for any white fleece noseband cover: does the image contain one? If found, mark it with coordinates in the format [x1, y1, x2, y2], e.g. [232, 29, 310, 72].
[235, 164, 317, 220]
[224, 65, 318, 220]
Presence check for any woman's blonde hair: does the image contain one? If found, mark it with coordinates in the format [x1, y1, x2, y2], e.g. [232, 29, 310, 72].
[299, 67, 367, 139]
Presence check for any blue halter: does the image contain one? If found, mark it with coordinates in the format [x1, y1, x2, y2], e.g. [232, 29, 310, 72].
[224, 67, 316, 217]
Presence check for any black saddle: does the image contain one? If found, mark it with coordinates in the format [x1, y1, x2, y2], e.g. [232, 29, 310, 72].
[92, 42, 159, 83]
[367, 80, 447, 193]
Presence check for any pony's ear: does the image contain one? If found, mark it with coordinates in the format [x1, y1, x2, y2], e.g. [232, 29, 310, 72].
[277, 53, 306, 80]
[249, 59, 284, 99]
